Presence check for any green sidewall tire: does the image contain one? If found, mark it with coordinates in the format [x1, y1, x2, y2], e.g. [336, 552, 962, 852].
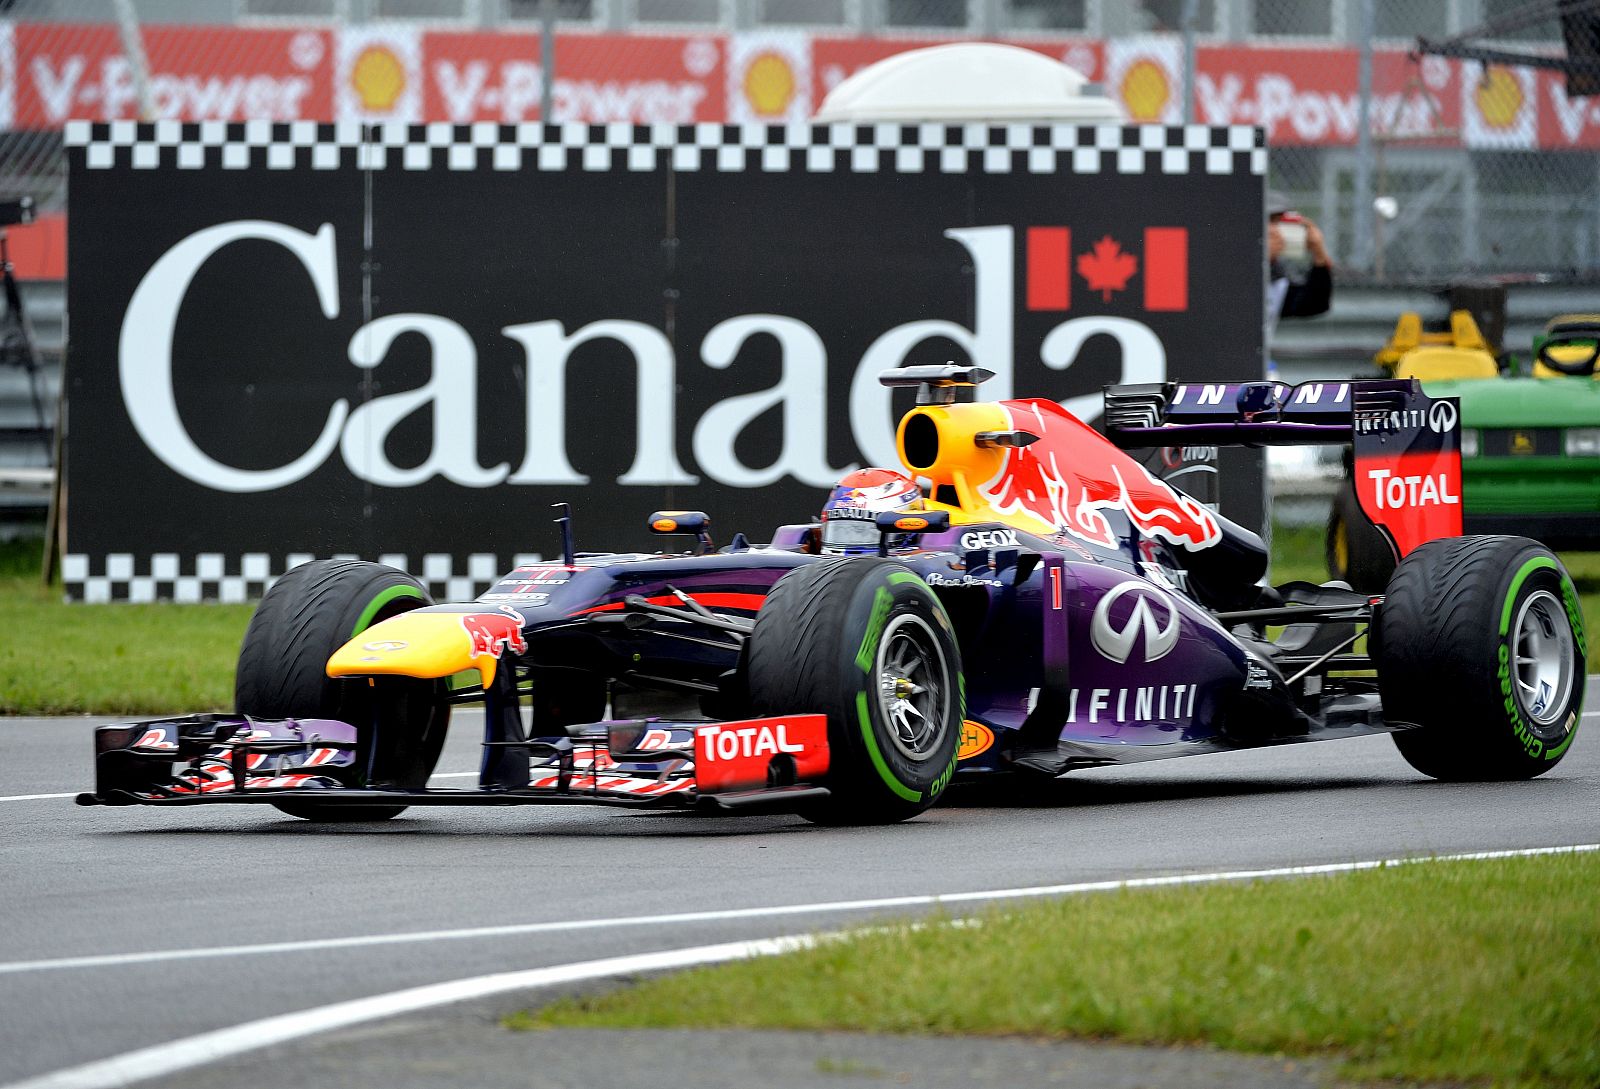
[1326, 481, 1395, 593]
[746, 558, 962, 825]
[235, 559, 449, 821]
[1378, 535, 1586, 781]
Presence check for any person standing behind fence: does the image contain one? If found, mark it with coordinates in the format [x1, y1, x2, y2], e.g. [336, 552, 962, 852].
[1266, 191, 1333, 344]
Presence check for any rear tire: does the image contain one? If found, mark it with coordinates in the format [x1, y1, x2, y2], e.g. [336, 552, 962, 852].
[236, 560, 450, 821]
[1326, 481, 1395, 593]
[1378, 536, 1585, 780]
[746, 558, 962, 825]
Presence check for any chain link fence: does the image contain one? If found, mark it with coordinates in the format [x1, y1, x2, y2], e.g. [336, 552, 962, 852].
[2, 0, 1598, 283]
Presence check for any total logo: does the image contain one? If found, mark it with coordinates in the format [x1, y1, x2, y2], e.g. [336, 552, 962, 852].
[1090, 580, 1180, 664]
[697, 722, 806, 762]
[1365, 469, 1460, 510]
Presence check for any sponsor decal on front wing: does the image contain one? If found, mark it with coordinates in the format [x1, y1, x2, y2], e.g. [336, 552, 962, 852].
[693, 715, 829, 792]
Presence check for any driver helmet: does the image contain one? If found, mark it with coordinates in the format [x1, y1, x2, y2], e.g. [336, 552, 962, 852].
[820, 468, 922, 554]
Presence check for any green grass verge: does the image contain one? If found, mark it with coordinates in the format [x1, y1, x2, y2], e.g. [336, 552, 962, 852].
[512, 852, 1600, 1089]
[3, 525, 1598, 715]
[0, 538, 250, 715]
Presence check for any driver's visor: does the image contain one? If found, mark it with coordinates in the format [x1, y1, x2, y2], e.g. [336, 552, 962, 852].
[821, 517, 878, 550]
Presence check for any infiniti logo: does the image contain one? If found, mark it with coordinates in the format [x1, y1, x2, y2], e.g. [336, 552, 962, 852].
[1428, 400, 1458, 434]
[1090, 581, 1180, 664]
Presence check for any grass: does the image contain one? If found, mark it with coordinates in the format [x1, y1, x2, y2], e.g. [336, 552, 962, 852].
[511, 852, 1600, 1089]
[2, 526, 1599, 715]
[0, 538, 250, 715]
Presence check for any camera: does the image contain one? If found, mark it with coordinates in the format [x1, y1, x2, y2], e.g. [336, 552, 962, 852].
[0, 197, 35, 228]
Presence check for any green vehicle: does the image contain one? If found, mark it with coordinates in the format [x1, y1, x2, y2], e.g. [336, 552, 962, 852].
[1328, 313, 1600, 591]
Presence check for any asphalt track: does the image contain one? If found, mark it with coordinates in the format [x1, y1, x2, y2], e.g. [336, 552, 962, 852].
[4, 683, 1599, 1087]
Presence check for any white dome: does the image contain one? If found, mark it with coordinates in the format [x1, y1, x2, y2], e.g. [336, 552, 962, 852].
[814, 42, 1123, 124]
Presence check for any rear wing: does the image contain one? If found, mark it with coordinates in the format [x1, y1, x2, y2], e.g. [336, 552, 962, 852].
[1104, 377, 1463, 562]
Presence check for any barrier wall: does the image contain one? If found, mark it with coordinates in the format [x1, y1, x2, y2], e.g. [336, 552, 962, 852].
[63, 119, 1263, 601]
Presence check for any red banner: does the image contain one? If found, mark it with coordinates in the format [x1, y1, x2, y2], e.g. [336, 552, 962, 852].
[422, 31, 724, 124]
[6, 22, 1594, 149]
[14, 24, 332, 126]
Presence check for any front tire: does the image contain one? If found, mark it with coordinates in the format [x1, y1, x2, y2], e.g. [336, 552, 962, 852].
[235, 559, 450, 821]
[1378, 536, 1585, 780]
[746, 559, 962, 825]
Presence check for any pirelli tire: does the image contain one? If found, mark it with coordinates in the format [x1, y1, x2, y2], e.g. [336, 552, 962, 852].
[1377, 536, 1585, 781]
[746, 558, 962, 825]
[235, 559, 450, 822]
[1326, 481, 1396, 593]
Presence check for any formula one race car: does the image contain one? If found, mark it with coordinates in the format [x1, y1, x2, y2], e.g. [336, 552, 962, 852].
[80, 366, 1587, 825]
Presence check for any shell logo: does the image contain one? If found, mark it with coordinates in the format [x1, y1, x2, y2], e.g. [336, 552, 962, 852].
[350, 45, 407, 113]
[957, 719, 995, 760]
[743, 51, 797, 118]
[1474, 65, 1524, 129]
[1120, 58, 1171, 123]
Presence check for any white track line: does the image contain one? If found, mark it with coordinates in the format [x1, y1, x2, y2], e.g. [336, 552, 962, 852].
[0, 937, 813, 1089]
[3, 843, 1595, 978]
[4, 843, 1597, 1089]
[0, 793, 76, 802]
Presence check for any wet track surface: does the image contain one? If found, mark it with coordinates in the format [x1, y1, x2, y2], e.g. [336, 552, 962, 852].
[4, 684, 1599, 1086]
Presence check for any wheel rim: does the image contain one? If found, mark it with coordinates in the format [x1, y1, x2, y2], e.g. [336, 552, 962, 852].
[1511, 589, 1575, 734]
[874, 613, 951, 763]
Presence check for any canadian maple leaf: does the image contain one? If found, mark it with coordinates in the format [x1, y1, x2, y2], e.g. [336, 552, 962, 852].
[1077, 235, 1138, 301]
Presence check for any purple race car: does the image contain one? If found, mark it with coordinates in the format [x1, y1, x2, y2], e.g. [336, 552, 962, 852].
[79, 365, 1587, 825]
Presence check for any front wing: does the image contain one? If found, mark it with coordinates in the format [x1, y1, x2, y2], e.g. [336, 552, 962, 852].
[76, 713, 832, 814]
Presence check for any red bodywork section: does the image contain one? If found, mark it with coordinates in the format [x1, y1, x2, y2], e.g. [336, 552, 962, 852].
[1351, 390, 1464, 562]
[979, 399, 1223, 550]
[1355, 448, 1464, 559]
[693, 715, 830, 793]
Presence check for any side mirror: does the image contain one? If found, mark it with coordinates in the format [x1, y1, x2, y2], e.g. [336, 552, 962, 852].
[873, 510, 949, 556]
[647, 510, 713, 554]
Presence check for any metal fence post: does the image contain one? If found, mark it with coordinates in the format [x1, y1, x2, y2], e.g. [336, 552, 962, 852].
[110, 0, 153, 122]
[1352, 0, 1376, 274]
[540, 0, 557, 124]
[1182, 0, 1197, 125]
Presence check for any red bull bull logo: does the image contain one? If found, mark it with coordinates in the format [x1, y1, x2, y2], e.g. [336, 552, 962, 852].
[979, 400, 1220, 551]
[460, 605, 528, 660]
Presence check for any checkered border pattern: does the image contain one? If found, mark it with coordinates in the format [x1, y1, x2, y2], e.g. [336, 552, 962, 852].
[61, 552, 543, 605]
[64, 120, 1266, 176]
